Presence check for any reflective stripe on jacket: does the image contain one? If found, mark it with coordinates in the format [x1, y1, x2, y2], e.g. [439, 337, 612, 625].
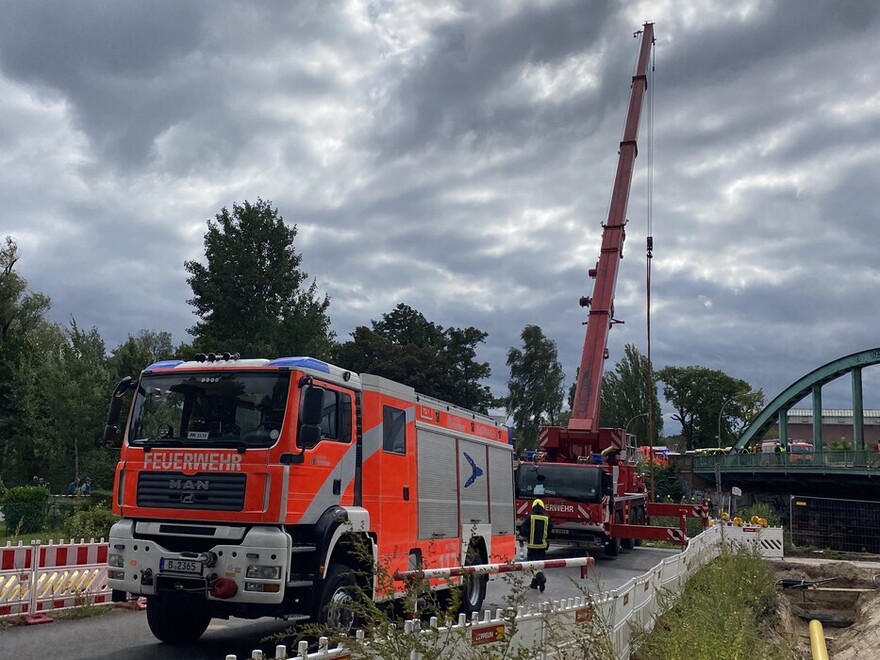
[525, 514, 550, 550]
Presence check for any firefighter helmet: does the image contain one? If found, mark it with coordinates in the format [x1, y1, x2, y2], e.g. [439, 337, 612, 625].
[532, 499, 545, 510]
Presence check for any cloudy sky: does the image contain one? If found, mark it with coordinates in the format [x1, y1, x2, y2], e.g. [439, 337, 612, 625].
[3, 0, 880, 427]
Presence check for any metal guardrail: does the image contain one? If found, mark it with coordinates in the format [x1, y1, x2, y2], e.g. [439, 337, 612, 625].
[689, 450, 880, 471]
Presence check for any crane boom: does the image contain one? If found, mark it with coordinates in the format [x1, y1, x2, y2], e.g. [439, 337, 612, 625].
[569, 22, 654, 433]
[524, 23, 709, 560]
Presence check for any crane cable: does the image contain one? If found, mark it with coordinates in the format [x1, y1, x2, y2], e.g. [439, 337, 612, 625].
[645, 31, 656, 502]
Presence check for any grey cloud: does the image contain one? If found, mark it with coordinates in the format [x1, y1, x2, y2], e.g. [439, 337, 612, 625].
[5, 1, 880, 429]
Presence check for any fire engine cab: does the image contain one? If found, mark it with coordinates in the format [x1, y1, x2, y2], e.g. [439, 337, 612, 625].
[104, 354, 515, 643]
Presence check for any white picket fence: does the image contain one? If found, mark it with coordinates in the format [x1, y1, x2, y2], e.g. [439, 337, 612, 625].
[0, 523, 783, 658]
[227, 523, 784, 660]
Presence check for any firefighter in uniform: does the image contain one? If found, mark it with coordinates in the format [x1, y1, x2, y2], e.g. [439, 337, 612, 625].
[519, 498, 552, 592]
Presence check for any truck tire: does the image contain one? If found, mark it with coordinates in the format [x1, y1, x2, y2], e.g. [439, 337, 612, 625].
[317, 563, 360, 634]
[605, 511, 622, 558]
[632, 506, 645, 547]
[458, 544, 487, 616]
[621, 509, 635, 550]
[146, 597, 211, 644]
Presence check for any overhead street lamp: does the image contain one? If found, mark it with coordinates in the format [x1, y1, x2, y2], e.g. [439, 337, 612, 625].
[715, 392, 748, 517]
[717, 392, 748, 447]
[624, 412, 650, 443]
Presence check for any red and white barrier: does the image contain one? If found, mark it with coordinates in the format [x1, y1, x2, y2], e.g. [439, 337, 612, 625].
[393, 555, 595, 582]
[0, 539, 112, 623]
[0, 543, 35, 617]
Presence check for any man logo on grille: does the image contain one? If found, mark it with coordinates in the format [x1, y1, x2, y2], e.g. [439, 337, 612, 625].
[180, 492, 195, 503]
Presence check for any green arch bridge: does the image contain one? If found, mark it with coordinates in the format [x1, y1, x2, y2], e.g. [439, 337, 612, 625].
[678, 347, 880, 498]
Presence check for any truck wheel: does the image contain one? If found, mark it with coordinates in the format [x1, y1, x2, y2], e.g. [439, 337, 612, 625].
[458, 545, 487, 616]
[621, 509, 635, 550]
[632, 507, 645, 547]
[146, 597, 211, 645]
[318, 563, 361, 634]
[605, 511, 622, 558]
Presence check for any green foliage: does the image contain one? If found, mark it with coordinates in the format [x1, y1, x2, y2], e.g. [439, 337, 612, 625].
[31, 320, 112, 487]
[633, 547, 787, 660]
[828, 439, 853, 451]
[46, 496, 76, 531]
[656, 366, 762, 451]
[648, 464, 686, 503]
[599, 344, 663, 443]
[335, 304, 495, 413]
[62, 507, 118, 541]
[0, 237, 54, 485]
[1, 485, 50, 533]
[505, 325, 564, 450]
[739, 502, 779, 526]
[185, 198, 334, 359]
[84, 489, 114, 510]
[107, 329, 176, 381]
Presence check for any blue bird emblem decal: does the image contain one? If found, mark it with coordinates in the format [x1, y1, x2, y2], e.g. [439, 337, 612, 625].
[463, 452, 483, 488]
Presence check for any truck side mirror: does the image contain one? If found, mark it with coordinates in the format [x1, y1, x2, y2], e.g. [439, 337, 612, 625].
[297, 384, 325, 449]
[104, 376, 135, 447]
[301, 384, 325, 426]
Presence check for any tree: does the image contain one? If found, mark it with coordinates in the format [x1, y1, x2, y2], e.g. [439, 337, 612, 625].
[656, 365, 761, 451]
[185, 199, 334, 359]
[334, 304, 495, 413]
[0, 237, 50, 341]
[29, 320, 112, 486]
[506, 325, 565, 451]
[0, 237, 52, 483]
[108, 329, 176, 380]
[599, 344, 663, 444]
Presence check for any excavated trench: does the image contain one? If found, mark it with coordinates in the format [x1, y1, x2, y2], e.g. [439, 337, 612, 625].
[769, 559, 880, 659]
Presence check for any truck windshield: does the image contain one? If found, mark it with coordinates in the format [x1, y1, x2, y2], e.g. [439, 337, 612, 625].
[516, 463, 602, 504]
[128, 371, 291, 449]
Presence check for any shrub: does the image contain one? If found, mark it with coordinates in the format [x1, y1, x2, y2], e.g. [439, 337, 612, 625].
[62, 507, 119, 541]
[46, 496, 76, 531]
[651, 465, 686, 502]
[1, 486, 50, 534]
[83, 489, 113, 510]
[740, 502, 779, 527]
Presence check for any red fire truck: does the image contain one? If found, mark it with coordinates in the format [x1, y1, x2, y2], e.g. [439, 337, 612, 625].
[104, 354, 515, 643]
[514, 22, 706, 556]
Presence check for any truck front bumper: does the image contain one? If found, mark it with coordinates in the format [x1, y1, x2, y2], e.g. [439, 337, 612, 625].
[107, 520, 292, 605]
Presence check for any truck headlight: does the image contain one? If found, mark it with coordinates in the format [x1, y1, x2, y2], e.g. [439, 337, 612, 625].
[108, 553, 124, 568]
[246, 564, 281, 580]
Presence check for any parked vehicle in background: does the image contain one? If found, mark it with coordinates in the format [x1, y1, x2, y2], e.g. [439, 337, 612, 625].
[760, 439, 814, 463]
[636, 445, 671, 466]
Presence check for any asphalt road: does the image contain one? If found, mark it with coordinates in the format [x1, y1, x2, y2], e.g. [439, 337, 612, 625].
[1, 545, 677, 660]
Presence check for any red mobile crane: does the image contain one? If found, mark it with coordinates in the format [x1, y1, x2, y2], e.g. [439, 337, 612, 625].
[515, 22, 706, 556]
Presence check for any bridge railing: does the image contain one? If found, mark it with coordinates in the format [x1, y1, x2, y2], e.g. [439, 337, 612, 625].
[690, 450, 880, 471]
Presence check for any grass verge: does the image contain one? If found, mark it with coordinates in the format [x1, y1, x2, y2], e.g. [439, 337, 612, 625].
[632, 546, 795, 660]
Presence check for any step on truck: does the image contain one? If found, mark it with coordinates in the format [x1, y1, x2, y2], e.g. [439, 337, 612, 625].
[104, 353, 515, 644]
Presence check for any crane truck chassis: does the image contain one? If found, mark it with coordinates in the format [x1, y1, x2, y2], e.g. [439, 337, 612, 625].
[104, 354, 515, 643]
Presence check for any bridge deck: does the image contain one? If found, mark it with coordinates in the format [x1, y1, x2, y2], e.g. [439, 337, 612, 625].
[672, 451, 880, 498]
